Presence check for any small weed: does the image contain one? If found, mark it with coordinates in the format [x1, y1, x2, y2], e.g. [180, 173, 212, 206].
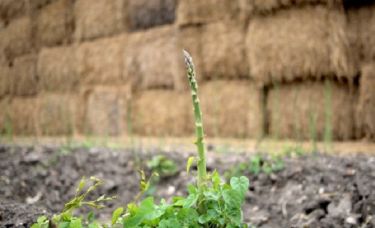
[32, 176, 115, 228]
[225, 154, 285, 179]
[146, 155, 178, 178]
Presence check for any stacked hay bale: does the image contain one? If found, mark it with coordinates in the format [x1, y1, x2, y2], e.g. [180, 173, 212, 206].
[126, 25, 193, 136]
[346, 1, 375, 140]
[0, 1, 37, 135]
[0, 0, 374, 141]
[174, 0, 264, 138]
[73, 0, 129, 136]
[246, 0, 358, 140]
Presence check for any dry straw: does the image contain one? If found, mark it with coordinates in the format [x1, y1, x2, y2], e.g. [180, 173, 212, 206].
[347, 4, 375, 63]
[248, 0, 341, 13]
[246, 5, 356, 86]
[200, 80, 263, 138]
[38, 46, 79, 92]
[357, 63, 375, 140]
[131, 89, 193, 137]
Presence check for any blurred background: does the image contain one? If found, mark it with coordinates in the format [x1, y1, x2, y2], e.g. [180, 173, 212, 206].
[0, 0, 374, 146]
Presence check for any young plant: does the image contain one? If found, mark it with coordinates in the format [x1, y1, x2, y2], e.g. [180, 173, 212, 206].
[184, 50, 207, 190]
[146, 155, 178, 178]
[32, 176, 115, 228]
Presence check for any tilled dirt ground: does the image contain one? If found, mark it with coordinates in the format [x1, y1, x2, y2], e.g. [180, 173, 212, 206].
[0, 144, 374, 227]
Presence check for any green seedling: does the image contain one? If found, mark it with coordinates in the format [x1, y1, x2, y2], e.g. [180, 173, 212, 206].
[225, 154, 285, 179]
[146, 155, 178, 178]
[32, 176, 115, 228]
[33, 51, 249, 228]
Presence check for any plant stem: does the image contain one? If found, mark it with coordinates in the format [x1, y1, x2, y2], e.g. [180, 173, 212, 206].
[183, 50, 207, 189]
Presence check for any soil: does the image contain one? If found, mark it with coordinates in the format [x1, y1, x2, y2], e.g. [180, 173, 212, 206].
[0, 144, 375, 227]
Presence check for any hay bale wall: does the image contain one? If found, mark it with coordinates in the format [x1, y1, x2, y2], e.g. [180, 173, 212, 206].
[246, 5, 355, 86]
[74, 0, 125, 40]
[267, 80, 357, 140]
[124, 26, 182, 91]
[126, 0, 176, 31]
[0, 16, 32, 60]
[347, 4, 375, 63]
[84, 86, 130, 136]
[0, 0, 373, 141]
[78, 36, 126, 85]
[357, 63, 375, 140]
[38, 46, 78, 92]
[36, 94, 78, 135]
[200, 80, 263, 138]
[6, 98, 37, 135]
[10, 54, 38, 96]
[35, 0, 74, 47]
[132, 90, 193, 137]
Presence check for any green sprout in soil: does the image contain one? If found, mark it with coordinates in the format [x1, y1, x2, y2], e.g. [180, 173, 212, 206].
[225, 154, 285, 179]
[146, 155, 178, 178]
[32, 51, 249, 228]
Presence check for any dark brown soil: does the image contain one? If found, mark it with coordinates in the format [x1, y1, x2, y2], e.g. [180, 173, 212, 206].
[0, 144, 374, 227]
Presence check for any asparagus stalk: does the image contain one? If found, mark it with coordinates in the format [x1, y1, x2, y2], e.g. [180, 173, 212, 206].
[183, 50, 207, 189]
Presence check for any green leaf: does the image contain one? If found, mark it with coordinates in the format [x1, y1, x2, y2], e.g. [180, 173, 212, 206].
[88, 221, 101, 228]
[57, 221, 70, 228]
[87, 211, 95, 223]
[211, 170, 221, 189]
[186, 156, 195, 174]
[223, 189, 242, 209]
[111, 207, 124, 225]
[70, 218, 82, 228]
[183, 192, 199, 208]
[230, 176, 249, 196]
[37, 216, 48, 224]
[177, 208, 199, 226]
[124, 197, 155, 227]
[159, 218, 180, 228]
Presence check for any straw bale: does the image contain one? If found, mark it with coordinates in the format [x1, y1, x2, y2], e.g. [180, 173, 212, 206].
[124, 26, 182, 90]
[126, 0, 176, 31]
[176, 0, 239, 26]
[10, 54, 37, 96]
[246, 5, 355, 86]
[0, 98, 10, 133]
[1, 16, 32, 59]
[0, 64, 10, 97]
[38, 46, 78, 92]
[357, 63, 375, 140]
[78, 36, 126, 85]
[36, 94, 78, 135]
[200, 80, 263, 138]
[200, 22, 248, 80]
[35, 0, 73, 47]
[7, 98, 37, 135]
[30, 0, 54, 10]
[248, 0, 341, 13]
[0, 0, 26, 21]
[84, 86, 130, 136]
[74, 0, 125, 40]
[267, 80, 357, 140]
[347, 4, 375, 62]
[132, 90, 193, 136]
